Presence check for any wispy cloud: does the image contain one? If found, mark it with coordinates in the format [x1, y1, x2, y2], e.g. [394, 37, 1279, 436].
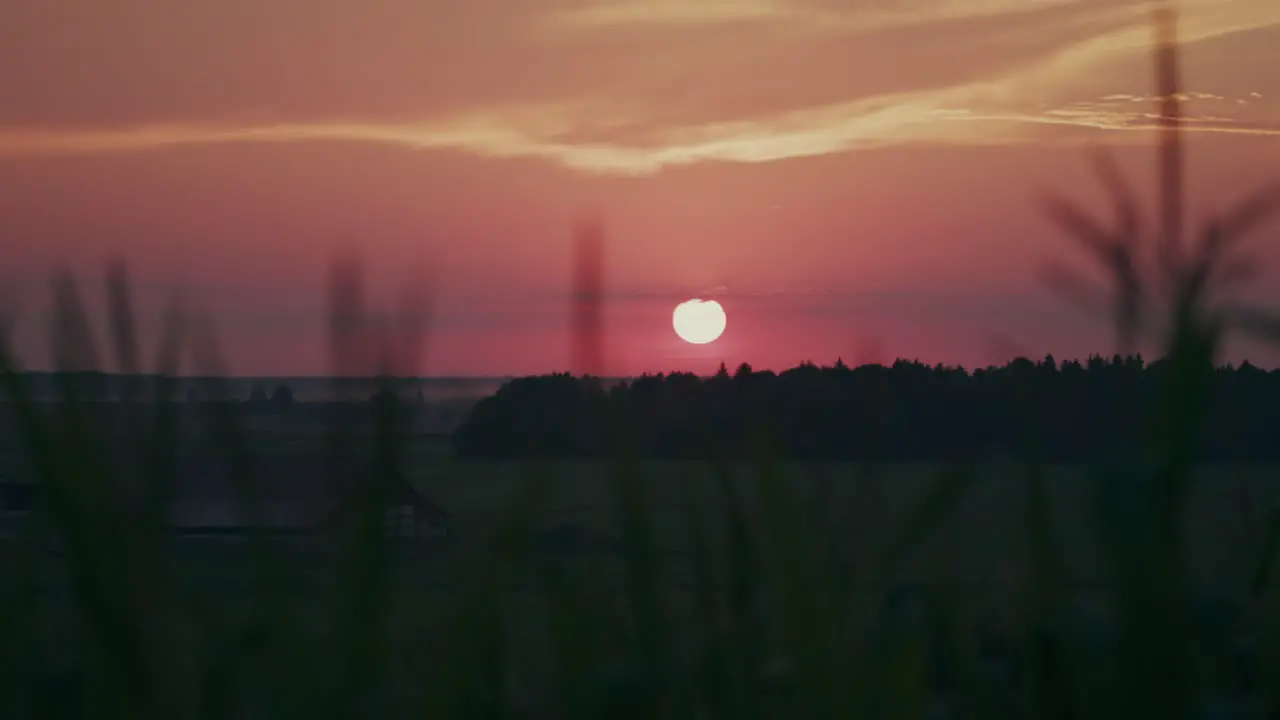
[2, 0, 1275, 175]
[954, 108, 1280, 136]
[3, 77, 1275, 176]
[1040, 2, 1280, 77]
[546, 0, 1088, 32]
[0, 83, 1013, 172]
[545, 0, 1278, 39]
[958, 90, 1280, 135]
[547, 0, 799, 27]
[1, 86, 1275, 176]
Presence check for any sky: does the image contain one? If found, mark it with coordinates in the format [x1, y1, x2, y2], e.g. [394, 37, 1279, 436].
[1, 0, 1278, 377]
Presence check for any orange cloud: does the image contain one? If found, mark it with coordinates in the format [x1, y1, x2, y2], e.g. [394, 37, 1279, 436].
[546, 0, 799, 27]
[1, 0, 1276, 175]
[545, 0, 1277, 39]
[3, 83, 1274, 177]
[546, 0, 1088, 32]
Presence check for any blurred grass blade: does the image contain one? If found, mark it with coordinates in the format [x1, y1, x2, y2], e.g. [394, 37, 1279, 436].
[1153, 0, 1184, 275]
[1023, 459, 1077, 720]
[1229, 306, 1280, 343]
[1038, 191, 1117, 263]
[710, 456, 766, 720]
[1251, 509, 1280, 599]
[50, 267, 101, 379]
[751, 439, 852, 717]
[540, 556, 603, 720]
[139, 293, 185, 528]
[1195, 180, 1280, 266]
[31, 269, 152, 716]
[104, 258, 140, 406]
[1092, 148, 1142, 249]
[876, 461, 975, 579]
[424, 463, 552, 718]
[328, 258, 432, 717]
[611, 449, 676, 716]
[681, 476, 726, 715]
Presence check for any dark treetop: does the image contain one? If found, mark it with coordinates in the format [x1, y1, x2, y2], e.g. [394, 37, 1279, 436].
[451, 355, 1280, 462]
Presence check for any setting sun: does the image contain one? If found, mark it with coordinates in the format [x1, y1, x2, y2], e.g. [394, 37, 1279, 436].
[673, 299, 726, 345]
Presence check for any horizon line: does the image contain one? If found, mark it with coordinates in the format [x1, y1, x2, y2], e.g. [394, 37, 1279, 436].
[11, 352, 1280, 381]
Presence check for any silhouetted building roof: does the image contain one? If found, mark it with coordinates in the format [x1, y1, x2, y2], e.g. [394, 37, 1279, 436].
[0, 452, 449, 538]
[166, 455, 448, 534]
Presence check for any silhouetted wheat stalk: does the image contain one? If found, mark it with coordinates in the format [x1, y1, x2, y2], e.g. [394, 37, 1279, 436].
[1043, 3, 1280, 358]
[1038, 2, 1280, 718]
[0, 255, 442, 717]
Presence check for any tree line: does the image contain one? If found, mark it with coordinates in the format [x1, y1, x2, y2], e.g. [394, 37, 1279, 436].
[451, 355, 1280, 462]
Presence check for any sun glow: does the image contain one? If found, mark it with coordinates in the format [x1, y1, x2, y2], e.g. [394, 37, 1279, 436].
[672, 299, 727, 345]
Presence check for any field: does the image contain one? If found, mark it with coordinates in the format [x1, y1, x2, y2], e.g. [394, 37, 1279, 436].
[13, 448, 1275, 709]
[8, 401, 1278, 715]
[17, 402, 1277, 617]
[406, 453, 1279, 608]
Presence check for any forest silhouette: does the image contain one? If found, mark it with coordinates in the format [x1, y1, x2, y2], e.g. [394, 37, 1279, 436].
[453, 354, 1280, 462]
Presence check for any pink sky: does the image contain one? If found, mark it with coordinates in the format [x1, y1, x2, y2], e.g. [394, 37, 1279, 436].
[1, 0, 1278, 376]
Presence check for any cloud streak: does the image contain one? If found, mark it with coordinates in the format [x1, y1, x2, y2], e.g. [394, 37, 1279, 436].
[2, 0, 1275, 175]
[2, 86, 1274, 176]
[546, 0, 799, 27]
[547, 0, 1091, 32]
[545, 0, 1277, 39]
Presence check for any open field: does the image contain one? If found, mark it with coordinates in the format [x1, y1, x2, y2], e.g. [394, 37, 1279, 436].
[10, 423, 1276, 638]
[401, 456, 1280, 607]
[18, 448, 1277, 605]
[13, 456, 1275, 715]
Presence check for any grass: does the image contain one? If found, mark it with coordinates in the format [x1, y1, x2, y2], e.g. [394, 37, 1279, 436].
[4, 0, 1280, 717]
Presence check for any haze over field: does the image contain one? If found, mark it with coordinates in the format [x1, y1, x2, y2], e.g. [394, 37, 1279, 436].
[0, 374, 512, 404]
[1, 0, 1277, 376]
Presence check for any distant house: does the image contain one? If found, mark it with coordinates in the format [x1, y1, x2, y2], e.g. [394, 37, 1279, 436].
[0, 454, 451, 544]
[0, 479, 35, 537]
[0, 480, 34, 511]
[0, 453, 36, 536]
[168, 455, 451, 543]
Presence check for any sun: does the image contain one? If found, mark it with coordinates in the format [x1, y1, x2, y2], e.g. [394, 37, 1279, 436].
[673, 299, 726, 345]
